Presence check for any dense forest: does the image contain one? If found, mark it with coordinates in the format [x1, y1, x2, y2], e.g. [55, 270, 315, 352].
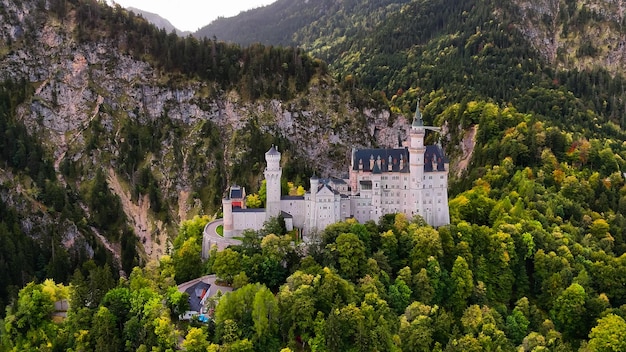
[200, 0, 626, 128]
[1, 0, 626, 350]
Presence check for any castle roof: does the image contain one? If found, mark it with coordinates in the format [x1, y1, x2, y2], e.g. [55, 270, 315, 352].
[229, 186, 243, 199]
[372, 161, 382, 174]
[352, 145, 448, 173]
[314, 183, 340, 195]
[412, 101, 424, 127]
[424, 145, 449, 172]
[281, 195, 305, 200]
[319, 177, 347, 185]
[352, 148, 410, 173]
[266, 145, 280, 156]
[233, 208, 266, 213]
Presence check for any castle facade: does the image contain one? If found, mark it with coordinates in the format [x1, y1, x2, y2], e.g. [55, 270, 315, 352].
[222, 106, 450, 238]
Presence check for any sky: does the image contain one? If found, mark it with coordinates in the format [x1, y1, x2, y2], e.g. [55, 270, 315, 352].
[109, 0, 276, 32]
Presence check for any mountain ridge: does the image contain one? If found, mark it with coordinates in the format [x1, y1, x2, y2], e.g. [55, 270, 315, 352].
[197, 0, 626, 85]
[126, 6, 191, 36]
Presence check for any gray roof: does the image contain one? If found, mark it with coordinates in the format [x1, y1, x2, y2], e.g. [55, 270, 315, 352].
[352, 148, 410, 173]
[330, 177, 347, 184]
[424, 145, 449, 172]
[372, 161, 382, 174]
[233, 208, 266, 213]
[319, 177, 347, 185]
[185, 282, 211, 313]
[281, 211, 293, 219]
[281, 195, 305, 200]
[316, 183, 340, 195]
[352, 145, 448, 173]
[266, 145, 280, 155]
[412, 103, 424, 127]
[230, 187, 243, 199]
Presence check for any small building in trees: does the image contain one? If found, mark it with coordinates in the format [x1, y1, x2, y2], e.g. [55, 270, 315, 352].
[221, 104, 450, 238]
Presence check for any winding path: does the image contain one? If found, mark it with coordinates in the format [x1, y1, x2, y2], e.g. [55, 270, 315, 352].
[202, 219, 241, 259]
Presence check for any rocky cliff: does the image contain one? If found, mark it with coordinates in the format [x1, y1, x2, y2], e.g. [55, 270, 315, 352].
[503, 0, 626, 73]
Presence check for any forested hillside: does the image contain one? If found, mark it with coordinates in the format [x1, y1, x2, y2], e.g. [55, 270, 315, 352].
[2, 0, 626, 350]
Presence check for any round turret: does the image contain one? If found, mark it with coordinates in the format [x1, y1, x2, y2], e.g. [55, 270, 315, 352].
[265, 145, 281, 170]
[222, 197, 234, 237]
[264, 145, 283, 219]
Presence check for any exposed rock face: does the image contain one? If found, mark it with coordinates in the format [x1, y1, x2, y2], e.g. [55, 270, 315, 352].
[0, 169, 95, 260]
[503, 0, 626, 73]
[0, 0, 409, 261]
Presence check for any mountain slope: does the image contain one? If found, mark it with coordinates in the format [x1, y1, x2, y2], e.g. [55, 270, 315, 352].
[196, 0, 626, 111]
[504, 0, 626, 73]
[195, 0, 410, 47]
[127, 6, 191, 36]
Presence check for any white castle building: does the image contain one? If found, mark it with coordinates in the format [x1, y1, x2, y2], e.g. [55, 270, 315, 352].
[221, 105, 450, 238]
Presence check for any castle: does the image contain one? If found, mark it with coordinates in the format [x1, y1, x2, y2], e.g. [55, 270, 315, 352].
[221, 105, 450, 238]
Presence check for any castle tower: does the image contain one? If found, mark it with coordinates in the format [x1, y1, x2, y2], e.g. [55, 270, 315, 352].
[307, 174, 319, 232]
[371, 162, 382, 220]
[264, 145, 282, 220]
[222, 197, 233, 238]
[350, 148, 358, 196]
[409, 101, 426, 215]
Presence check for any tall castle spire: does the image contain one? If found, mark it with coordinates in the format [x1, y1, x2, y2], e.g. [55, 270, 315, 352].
[412, 98, 424, 127]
